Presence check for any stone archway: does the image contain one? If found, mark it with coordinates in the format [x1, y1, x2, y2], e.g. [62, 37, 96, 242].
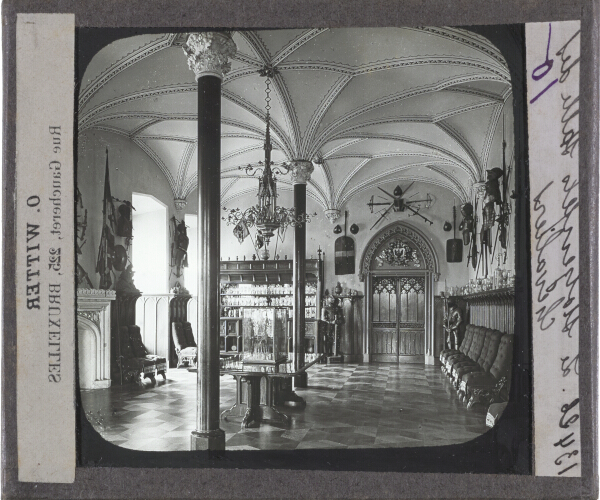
[359, 221, 440, 364]
[359, 221, 440, 282]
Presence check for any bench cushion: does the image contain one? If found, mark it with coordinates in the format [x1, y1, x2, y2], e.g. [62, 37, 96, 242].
[476, 329, 503, 370]
[441, 326, 474, 362]
[489, 334, 514, 380]
[122, 356, 158, 375]
[179, 347, 197, 357]
[457, 325, 475, 354]
[462, 370, 496, 389]
[454, 363, 483, 381]
[466, 328, 486, 360]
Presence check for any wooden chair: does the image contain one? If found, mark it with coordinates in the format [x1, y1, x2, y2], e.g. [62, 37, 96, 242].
[172, 321, 197, 368]
[118, 325, 167, 386]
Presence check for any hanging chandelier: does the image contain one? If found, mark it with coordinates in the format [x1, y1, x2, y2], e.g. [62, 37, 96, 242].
[223, 66, 315, 260]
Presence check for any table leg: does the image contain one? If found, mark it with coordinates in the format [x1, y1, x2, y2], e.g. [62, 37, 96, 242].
[221, 374, 244, 421]
[241, 376, 260, 428]
[259, 405, 290, 426]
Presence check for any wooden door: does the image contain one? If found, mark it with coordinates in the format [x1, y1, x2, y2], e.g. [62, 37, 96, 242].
[371, 277, 398, 361]
[397, 276, 425, 359]
[371, 275, 425, 362]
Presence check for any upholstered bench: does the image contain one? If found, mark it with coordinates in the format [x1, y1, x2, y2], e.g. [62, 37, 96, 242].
[459, 333, 514, 409]
[451, 329, 503, 388]
[444, 325, 487, 376]
[439, 324, 476, 373]
[172, 321, 198, 368]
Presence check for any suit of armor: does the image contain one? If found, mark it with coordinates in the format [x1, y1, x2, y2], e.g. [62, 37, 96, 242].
[482, 168, 504, 246]
[321, 295, 342, 356]
[460, 202, 474, 245]
[444, 305, 463, 350]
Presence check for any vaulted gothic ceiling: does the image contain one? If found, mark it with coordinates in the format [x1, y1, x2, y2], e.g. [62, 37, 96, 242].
[78, 27, 514, 212]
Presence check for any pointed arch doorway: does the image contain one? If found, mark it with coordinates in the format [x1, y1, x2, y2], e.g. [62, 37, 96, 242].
[359, 222, 440, 364]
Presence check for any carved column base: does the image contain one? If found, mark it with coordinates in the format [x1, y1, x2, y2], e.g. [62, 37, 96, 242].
[425, 354, 439, 365]
[190, 428, 225, 451]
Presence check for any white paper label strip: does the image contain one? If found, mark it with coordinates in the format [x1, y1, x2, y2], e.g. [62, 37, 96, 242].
[526, 20, 581, 477]
[16, 13, 76, 483]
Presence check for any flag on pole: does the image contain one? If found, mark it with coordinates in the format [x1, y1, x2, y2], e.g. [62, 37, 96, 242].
[96, 148, 117, 289]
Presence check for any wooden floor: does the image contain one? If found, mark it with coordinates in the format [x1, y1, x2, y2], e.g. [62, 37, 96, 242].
[80, 363, 489, 452]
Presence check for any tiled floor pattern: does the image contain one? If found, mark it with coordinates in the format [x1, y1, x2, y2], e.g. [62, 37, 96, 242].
[81, 363, 488, 451]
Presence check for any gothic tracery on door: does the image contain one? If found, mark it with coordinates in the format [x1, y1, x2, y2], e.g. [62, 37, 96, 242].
[371, 275, 426, 361]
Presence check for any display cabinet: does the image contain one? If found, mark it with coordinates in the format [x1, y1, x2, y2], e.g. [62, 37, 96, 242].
[220, 258, 323, 362]
[220, 317, 242, 354]
[241, 307, 289, 369]
[220, 283, 318, 319]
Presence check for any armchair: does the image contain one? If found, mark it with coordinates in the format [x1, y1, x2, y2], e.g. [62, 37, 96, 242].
[172, 321, 197, 368]
[117, 325, 167, 386]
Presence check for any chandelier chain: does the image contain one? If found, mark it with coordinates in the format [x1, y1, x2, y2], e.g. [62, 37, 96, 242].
[222, 66, 315, 260]
[265, 77, 272, 114]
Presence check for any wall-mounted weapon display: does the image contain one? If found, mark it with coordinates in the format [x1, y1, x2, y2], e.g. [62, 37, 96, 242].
[76, 187, 93, 288]
[472, 114, 514, 277]
[114, 198, 135, 244]
[334, 211, 355, 275]
[367, 183, 433, 229]
[497, 116, 513, 264]
[460, 201, 477, 269]
[95, 149, 135, 289]
[96, 149, 119, 290]
[446, 201, 463, 263]
[170, 217, 189, 278]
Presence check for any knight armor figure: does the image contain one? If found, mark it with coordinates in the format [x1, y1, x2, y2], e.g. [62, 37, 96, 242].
[444, 301, 463, 350]
[460, 202, 474, 245]
[321, 294, 342, 356]
[482, 168, 504, 245]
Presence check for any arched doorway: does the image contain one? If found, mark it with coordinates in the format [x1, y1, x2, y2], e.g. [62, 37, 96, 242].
[359, 222, 440, 364]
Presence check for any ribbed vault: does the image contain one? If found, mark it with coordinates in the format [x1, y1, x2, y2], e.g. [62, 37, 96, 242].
[78, 27, 514, 212]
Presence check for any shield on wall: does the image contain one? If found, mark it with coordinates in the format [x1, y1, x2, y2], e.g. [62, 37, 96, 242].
[335, 236, 355, 275]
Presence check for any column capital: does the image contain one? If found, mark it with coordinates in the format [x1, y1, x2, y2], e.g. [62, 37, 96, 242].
[324, 209, 341, 223]
[174, 198, 187, 212]
[472, 181, 486, 201]
[183, 32, 237, 81]
[289, 160, 314, 185]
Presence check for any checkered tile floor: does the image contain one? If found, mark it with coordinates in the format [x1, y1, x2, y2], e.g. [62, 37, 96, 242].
[80, 363, 488, 451]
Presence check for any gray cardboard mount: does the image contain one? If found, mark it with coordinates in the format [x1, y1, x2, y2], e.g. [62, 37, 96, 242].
[2, 0, 598, 498]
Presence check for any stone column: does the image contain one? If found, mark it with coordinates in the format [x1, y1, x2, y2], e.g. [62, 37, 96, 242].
[290, 160, 313, 387]
[183, 31, 236, 451]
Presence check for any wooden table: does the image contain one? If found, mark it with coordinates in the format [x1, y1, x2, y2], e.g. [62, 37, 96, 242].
[220, 355, 324, 429]
[220, 371, 291, 429]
